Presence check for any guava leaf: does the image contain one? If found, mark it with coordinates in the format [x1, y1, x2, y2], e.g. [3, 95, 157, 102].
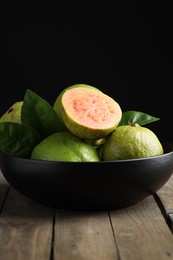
[0, 122, 41, 158]
[118, 111, 160, 126]
[21, 89, 63, 138]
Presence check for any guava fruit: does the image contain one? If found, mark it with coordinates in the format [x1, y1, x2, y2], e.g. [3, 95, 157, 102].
[53, 83, 101, 131]
[0, 101, 23, 124]
[102, 124, 164, 160]
[31, 131, 101, 162]
[53, 84, 122, 140]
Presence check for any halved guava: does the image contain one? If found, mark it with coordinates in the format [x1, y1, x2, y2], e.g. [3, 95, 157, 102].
[53, 84, 122, 140]
[53, 84, 100, 131]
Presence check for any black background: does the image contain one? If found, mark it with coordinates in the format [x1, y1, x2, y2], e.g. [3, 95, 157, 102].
[1, 1, 173, 142]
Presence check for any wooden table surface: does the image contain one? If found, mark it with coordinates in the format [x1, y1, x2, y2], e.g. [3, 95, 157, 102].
[0, 169, 173, 260]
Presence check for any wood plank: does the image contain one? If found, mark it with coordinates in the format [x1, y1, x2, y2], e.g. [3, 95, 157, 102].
[0, 170, 9, 208]
[168, 213, 173, 234]
[0, 186, 54, 260]
[54, 210, 118, 260]
[110, 196, 173, 260]
[157, 174, 173, 233]
[157, 174, 173, 214]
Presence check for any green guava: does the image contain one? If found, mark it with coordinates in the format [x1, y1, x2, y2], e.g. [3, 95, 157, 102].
[0, 101, 23, 124]
[53, 84, 122, 140]
[102, 124, 164, 160]
[31, 131, 101, 162]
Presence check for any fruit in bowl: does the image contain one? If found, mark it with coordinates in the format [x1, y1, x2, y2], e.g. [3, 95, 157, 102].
[0, 101, 23, 124]
[53, 84, 122, 140]
[102, 124, 164, 161]
[31, 131, 101, 162]
[0, 83, 172, 210]
[0, 83, 163, 162]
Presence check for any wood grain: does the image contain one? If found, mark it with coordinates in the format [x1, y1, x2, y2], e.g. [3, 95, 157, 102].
[156, 174, 173, 233]
[157, 174, 173, 214]
[54, 210, 118, 260]
[110, 196, 173, 260]
[0, 185, 53, 260]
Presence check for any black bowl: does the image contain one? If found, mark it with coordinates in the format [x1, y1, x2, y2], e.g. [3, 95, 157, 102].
[1, 142, 173, 211]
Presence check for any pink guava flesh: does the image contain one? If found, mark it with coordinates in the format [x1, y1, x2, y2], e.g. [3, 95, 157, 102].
[62, 87, 122, 130]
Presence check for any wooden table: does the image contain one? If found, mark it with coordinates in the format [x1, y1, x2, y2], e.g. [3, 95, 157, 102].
[0, 169, 173, 260]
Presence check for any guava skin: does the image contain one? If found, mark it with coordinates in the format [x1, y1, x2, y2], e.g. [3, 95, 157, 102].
[31, 131, 101, 162]
[102, 125, 164, 161]
[53, 84, 122, 140]
[0, 101, 23, 124]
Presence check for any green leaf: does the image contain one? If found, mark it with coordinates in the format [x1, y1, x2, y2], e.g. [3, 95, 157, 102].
[118, 111, 160, 126]
[0, 122, 41, 158]
[21, 89, 63, 138]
